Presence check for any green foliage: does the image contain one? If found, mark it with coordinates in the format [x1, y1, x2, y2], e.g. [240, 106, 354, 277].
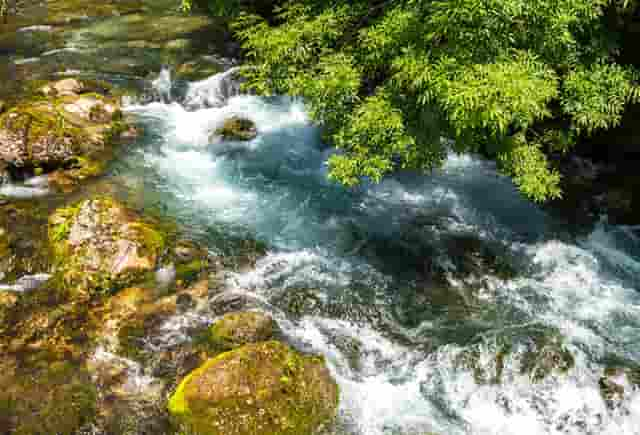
[227, 0, 640, 201]
[562, 63, 640, 134]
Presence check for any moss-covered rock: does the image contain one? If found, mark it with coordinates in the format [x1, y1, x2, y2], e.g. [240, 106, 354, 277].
[209, 311, 276, 351]
[168, 341, 339, 435]
[49, 197, 166, 295]
[213, 116, 257, 142]
[0, 201, 51, 284]
[0, 359, 98, 435]
[0, 78, 133, 191]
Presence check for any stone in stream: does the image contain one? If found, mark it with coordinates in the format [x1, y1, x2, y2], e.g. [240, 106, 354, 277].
[48, 196, 166, 296]
[454, 326, 575, 385]
[599, 364, 640, 408]
[208, 311, 277, 350]
[211, 116, 257, 142]
[168, 341, 339, 435]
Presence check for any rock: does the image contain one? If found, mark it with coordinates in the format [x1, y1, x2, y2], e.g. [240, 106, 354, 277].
[41, 78, 86, 97]
[212, 116, 257, 142]
[520, 332, 575, 382]
[454, 326, 575, 385]
[209, 311, 276, 350]
[48, 197, 165, 295]
[599, 365, 640, 408]
[174, 240, 200, 263]
[63, 96, 119, 123]
[209, 291, 260, 315]
[0, 107, 80, 168]
[168, 341, 339, 435]
[0, 360, 98, 434]
[0, 79, 130, 192]
[0, 291, 17, 324]
[0, 160, 10, 184]
[165, 38, 192, 51]
[0, 273, 52, 292]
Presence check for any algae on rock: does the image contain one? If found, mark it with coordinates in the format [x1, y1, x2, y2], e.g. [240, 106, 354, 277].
[208, 311, 276, 351]
[49, 196, 166, 295]
[168, 340, 339, 435]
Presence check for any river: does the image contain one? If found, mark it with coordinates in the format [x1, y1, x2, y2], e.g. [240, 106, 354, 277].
[3, 3, 640, 434]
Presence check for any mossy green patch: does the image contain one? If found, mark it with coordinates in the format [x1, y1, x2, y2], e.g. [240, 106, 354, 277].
[0, 359, 97, 434]
[168, 341, 339, 435]
[214, 116, 257, 142]
[48, 197, 167, 296]
[208, 311, 276, 351]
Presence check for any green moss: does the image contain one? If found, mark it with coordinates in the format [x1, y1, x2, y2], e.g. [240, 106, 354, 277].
[168, 341, 339, 435]
[48, 197, 167, 296]
[175, 259, 206, 286]
[208, 311, 276, 351]
[0, 360, 98, 434]
[117, 319, 148, 362]
[214, 117, 257, 141]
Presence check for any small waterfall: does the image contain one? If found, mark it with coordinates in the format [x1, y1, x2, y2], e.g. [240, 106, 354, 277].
[183, 66, 241, 110]
[151, 66, 173, 103]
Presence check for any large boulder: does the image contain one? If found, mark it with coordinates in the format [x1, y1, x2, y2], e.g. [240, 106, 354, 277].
[168, 341, 339, 435]
[208, 311, 276, 350]
[0, 78, 133, 191]
[49, 197, 166, 295]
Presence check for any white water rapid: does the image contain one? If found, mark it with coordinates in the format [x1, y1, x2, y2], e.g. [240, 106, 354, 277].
[118, 69, 640, 435]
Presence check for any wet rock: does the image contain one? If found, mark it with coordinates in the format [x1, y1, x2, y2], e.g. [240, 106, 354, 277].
[49, 197, 165, 295]
[0, 273, 52, 292]
[212, 116, 257, 142]
[209, 290, 259, 315]
[174, 240, 200, 263]
[0, 360, 98, 434]
[209, 311, 276, 350]
[63, 95, 119, 123]
[519, 332, 575, 382]
[599, 365, 640, 408]
[168, 341, 339, 435]
[0, 79, 131, 192]
[0, 160, 9, 184]
[41, 78, 86, 97]
[0, 107, 80, 168]
[0, 291, 17, 324]
[454, 326, 575, 385]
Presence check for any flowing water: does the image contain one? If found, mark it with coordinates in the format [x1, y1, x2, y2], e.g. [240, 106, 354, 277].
[3, 4, 640, 432]
[110, 69, 640, 435]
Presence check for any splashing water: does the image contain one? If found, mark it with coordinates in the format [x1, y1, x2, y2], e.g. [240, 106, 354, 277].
[117, 69, 640, 435]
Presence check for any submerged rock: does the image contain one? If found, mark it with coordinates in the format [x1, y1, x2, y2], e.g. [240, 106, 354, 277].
[212, 116, 257, 142]
[599, 365, 640, 408]
[209, 311, 276, 350]
[454, 326, 575, 385]
[48, 197, 166, 295]
[168, 341, 339, 435]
